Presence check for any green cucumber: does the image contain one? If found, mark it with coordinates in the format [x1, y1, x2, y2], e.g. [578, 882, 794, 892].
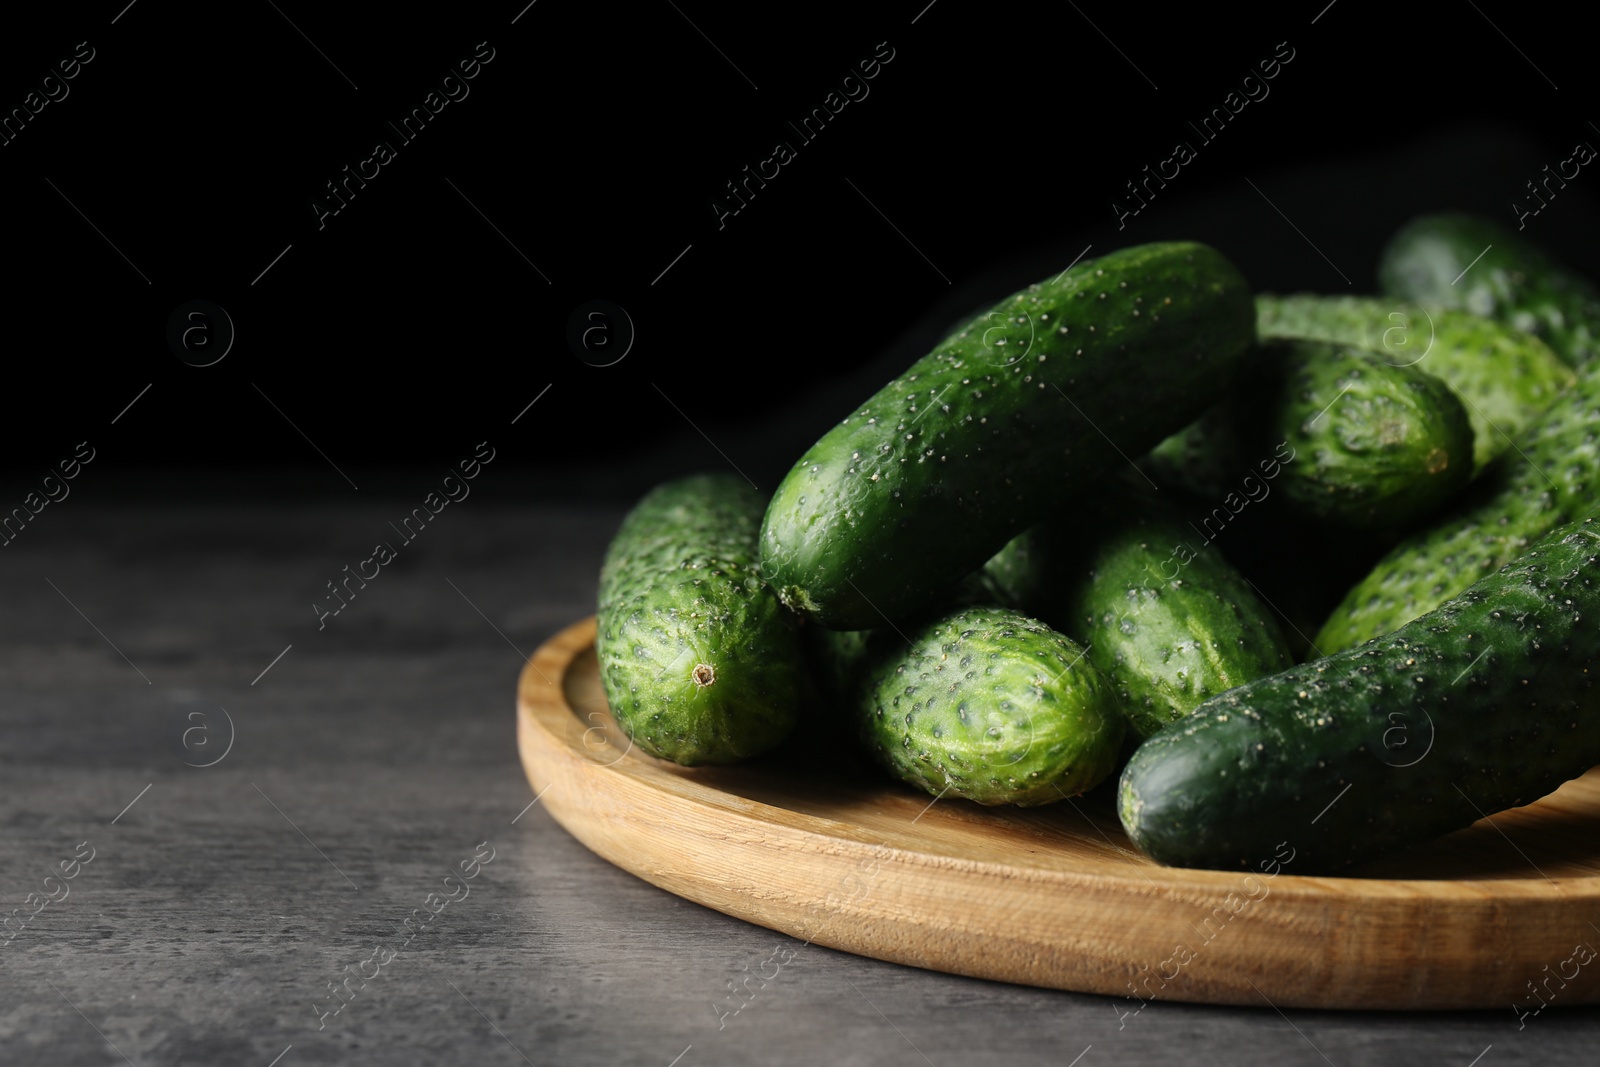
[855, 605, 1124, 805]
[761, 242, 1257, 630]
[1316, 364, 1600, 653]
[1149, 340, 1473, 531]
[1267, 340, 1472, 528]
[1378, 213, 1600, 367]
[596, 474, 804, 765]
[1257, 293, 1574, 471]
[1119, 514, 1600, 873]
[983, 490, 1294, 739]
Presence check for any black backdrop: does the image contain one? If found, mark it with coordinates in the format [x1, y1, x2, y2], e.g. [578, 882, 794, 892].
[3, 1, 1597, 501]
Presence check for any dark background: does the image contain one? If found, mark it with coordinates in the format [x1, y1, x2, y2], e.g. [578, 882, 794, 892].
[3, 0, 1597, 502]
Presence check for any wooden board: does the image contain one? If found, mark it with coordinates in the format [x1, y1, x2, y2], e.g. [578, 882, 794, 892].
[517, 617, 1600, 1011]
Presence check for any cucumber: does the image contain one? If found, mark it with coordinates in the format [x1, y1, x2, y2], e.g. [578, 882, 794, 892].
[983, 490, 1294, 739]
[761, 242, 1257, 630]
[1119, 514, 1600, 873]
[1378, 213, 1600, 367]
[1257, 293, 1575, 471]
[1265, 340, 1472, 529]
[596, 473, 804, 765]
[1316, 364, 1600, 653]
[1149, 340, 1473, 531]
[855, 605, 1124, 805]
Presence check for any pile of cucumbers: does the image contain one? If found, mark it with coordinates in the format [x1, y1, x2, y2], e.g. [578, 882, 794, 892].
[596, 215, 1600, 875]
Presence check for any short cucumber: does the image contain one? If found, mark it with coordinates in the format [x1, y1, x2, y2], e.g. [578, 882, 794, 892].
[761, 242, 1257, 630]
[1149, 340, 1473, 531]
[855, 605, 1124, 805]
[1267, 340, 1473, 528]
[1257, 293, 1574, 471]
[1316, 363, 1600, 653]
[1378, 213, 1600, 367]
[596, 474, 804, 765]
[983, 490, 1294, 740]
[1119, 514, 1600, 873]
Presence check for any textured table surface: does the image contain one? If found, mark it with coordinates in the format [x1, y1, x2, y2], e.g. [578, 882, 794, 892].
[2, 502, 1596, 1066]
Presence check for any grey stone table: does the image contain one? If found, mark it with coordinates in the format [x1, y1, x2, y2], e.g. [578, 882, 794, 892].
[2, 502, 1595, 1066]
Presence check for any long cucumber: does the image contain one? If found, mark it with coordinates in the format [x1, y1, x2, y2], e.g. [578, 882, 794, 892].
[1120, 514, 1600, 873]
[761, 242, 1257, 630]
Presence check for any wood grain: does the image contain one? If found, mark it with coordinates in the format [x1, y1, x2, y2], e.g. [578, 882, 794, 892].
[518, 616, 1600, 1010]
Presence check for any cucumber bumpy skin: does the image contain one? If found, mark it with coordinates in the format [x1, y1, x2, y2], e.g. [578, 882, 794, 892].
[761, 242, 1257, 631]
[984, 492, 1294, 740]
[596, 474, 805, 765]
[1120, 515, 1600, 874]
[856, 605, 1124, 805]
[1316, 363, 1600, 653]
[1263, 340, 1473, 530]
[1378, 213, 1600, 367]
[1148, 340, 1474, 531]
[1256, 293, 1575, 471]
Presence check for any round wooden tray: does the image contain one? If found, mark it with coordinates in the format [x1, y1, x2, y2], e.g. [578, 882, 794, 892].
[516, 617, 1600, 1010]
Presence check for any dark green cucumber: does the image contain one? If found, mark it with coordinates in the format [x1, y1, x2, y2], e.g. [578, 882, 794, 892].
[1378, 213, 1600, 367]
[984, 490, 1294, 739]
[1120, 514, 1600, 873]
[761, 242, 1257, 630]
[1149, 340, 1473, 531]
[1257, 293, 1574, 471]
[856, 605, 1124, 805]
[1268, 340, 1472, 528]
[1316, 363, 1600, 653]
[596, 474, 804, 765]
